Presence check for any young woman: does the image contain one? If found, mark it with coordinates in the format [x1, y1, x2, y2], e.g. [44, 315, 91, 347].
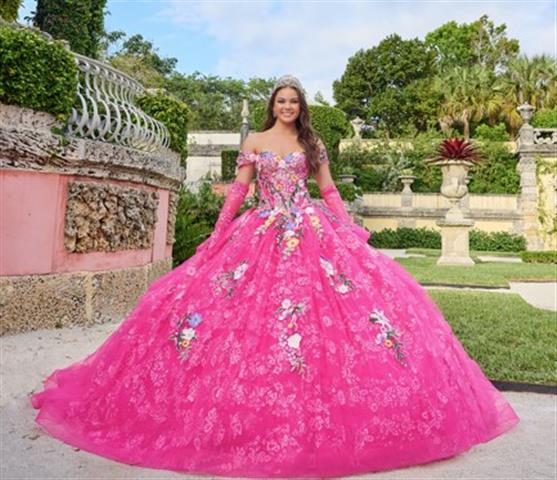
[30, 74, 520, 478]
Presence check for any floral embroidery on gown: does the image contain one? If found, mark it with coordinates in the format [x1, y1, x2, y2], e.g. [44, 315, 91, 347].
[30, 144, 520, 478]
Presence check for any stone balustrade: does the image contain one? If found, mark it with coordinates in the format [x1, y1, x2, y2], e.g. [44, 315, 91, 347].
[67, 53, 170, 152]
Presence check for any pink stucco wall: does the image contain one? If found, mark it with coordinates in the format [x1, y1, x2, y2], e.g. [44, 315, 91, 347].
[0, 169, 173, 276]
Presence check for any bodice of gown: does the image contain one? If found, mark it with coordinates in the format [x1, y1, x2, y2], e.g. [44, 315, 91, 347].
[236, 149, 323, 216]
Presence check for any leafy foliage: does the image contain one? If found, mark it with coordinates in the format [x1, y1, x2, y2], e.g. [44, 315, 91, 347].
[521, 251, 557, 264]
[33, 0, 107, 58]
[136, 90, 190, 167]
[0, 0, 22, 21]
[221, 149, 238, 181]
[473, 123, 510, 141]
[333, 34, 437, 137]
[531, 107, 557, 128]
[172, 183, 224, 267]
[467, 141, 520, 194]
[165, 72, 275, 131]
[369, 227, 441, 249]
[425, 15, 519, 73]
[0, 23, 78, 116]
[469, 229, 526, 251]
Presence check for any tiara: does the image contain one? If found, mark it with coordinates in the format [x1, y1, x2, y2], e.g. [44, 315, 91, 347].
[271, 74, 307, 97]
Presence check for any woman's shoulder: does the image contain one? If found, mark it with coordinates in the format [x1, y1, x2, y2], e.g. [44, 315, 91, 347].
[241, 131, 263, 153]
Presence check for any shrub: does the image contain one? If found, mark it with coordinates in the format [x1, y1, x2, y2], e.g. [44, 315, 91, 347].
[137, 89, 190, 168]
[221, 149, 238, 181]
[336, 183, 362, 202]
[0, 23, 78, 117]
[172, 180, 256, 266]
[369, 227, 441, 249]
[342, 131, 519, 194]
[354, 166, 387, 192]
[469, 229, 526, 252]
[531, 107, 557, 128]
[368, 226, 526, 252]
[467, 141, 520, 194]
[473, 123, 511, 141]
[521, 251, 557, 264]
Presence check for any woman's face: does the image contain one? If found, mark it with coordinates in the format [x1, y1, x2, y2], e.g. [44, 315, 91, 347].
[273, 87, 300, 124]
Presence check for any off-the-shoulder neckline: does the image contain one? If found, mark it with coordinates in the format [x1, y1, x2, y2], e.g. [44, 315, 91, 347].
[239, 150, 306, 160]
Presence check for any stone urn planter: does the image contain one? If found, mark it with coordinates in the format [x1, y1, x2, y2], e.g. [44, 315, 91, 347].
[398, 173, 416, 193]
[426, 138, 482, 266]
[339, 173, 356, 184]
[339, 166, 357, 184]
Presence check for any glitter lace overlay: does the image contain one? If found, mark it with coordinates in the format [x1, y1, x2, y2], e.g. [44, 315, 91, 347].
[30, 144, 520, 478]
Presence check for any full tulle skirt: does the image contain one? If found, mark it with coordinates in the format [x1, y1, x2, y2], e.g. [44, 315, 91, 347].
[30, 200, 520, 478]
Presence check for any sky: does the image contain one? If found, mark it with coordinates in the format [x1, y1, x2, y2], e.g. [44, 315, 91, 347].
[19, 0, 556, 105]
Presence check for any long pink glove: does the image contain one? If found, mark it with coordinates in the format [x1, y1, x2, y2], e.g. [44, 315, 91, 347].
[196, 180, 249, 256]
[320, 183, 371, 242]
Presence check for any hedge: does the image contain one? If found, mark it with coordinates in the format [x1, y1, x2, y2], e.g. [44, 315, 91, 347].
[521, 251, 557, 264]
[137, 89, 190, 167]
[0, 22, 78, 117]
[369, 226, 526, 252]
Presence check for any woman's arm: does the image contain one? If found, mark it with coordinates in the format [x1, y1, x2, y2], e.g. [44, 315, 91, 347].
[313, 140, 352, 224]
[313, 139, 371, 242]
[196, 134, 257, 256]
[235, 133, 257, 185]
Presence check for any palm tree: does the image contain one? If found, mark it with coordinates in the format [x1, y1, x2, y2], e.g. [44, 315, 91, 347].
[434, 65, 501, 139]
[497, 54, 557, 134]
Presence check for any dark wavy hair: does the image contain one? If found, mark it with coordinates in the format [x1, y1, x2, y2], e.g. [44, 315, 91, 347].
[260, 85, 322, 175]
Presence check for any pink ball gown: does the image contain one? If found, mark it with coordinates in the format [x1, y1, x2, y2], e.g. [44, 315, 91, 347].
[30, 147, 520, 478]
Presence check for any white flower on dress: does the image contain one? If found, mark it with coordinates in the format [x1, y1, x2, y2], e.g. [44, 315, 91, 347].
[233, 261, 248, 280]
[319, 256, 335, 276]
[375, 332, 387, 344]
[281, 299, 292, 309]
[182, 327, 196, 340]
[287, 333, 302, 349]
[337, 284, 350, 294]
[304, 206, 315, 214]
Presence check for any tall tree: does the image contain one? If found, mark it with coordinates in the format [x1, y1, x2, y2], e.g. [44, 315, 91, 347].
[33, 0, 107, 58]
[333, 34, 436, 136]
[0, 0, 22, 21]
[117, 34, 177, 76]
[425, 15, 519, 74]
[497, 53, 557, 133]
[106, 33, 178, 87]
[434, 65, 500, 139]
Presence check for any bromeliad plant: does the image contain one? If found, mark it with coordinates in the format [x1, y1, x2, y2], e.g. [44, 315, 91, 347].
[427, 138, 483, 223]
[433, 138, 482, 165]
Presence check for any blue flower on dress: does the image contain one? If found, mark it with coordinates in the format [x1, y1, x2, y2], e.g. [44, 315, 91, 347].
[169, 312, 204, 361]
[187, 313, 203, 328]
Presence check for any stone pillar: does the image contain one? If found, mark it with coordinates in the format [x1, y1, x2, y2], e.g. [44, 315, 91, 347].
[240, 99, 250, 146]
[516, 103, 546, 251]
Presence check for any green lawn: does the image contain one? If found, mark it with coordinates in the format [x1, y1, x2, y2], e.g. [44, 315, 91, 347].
[428, 290, 557, 385]
[406, 247, 523, 258]
[396, 256, 556, 287]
